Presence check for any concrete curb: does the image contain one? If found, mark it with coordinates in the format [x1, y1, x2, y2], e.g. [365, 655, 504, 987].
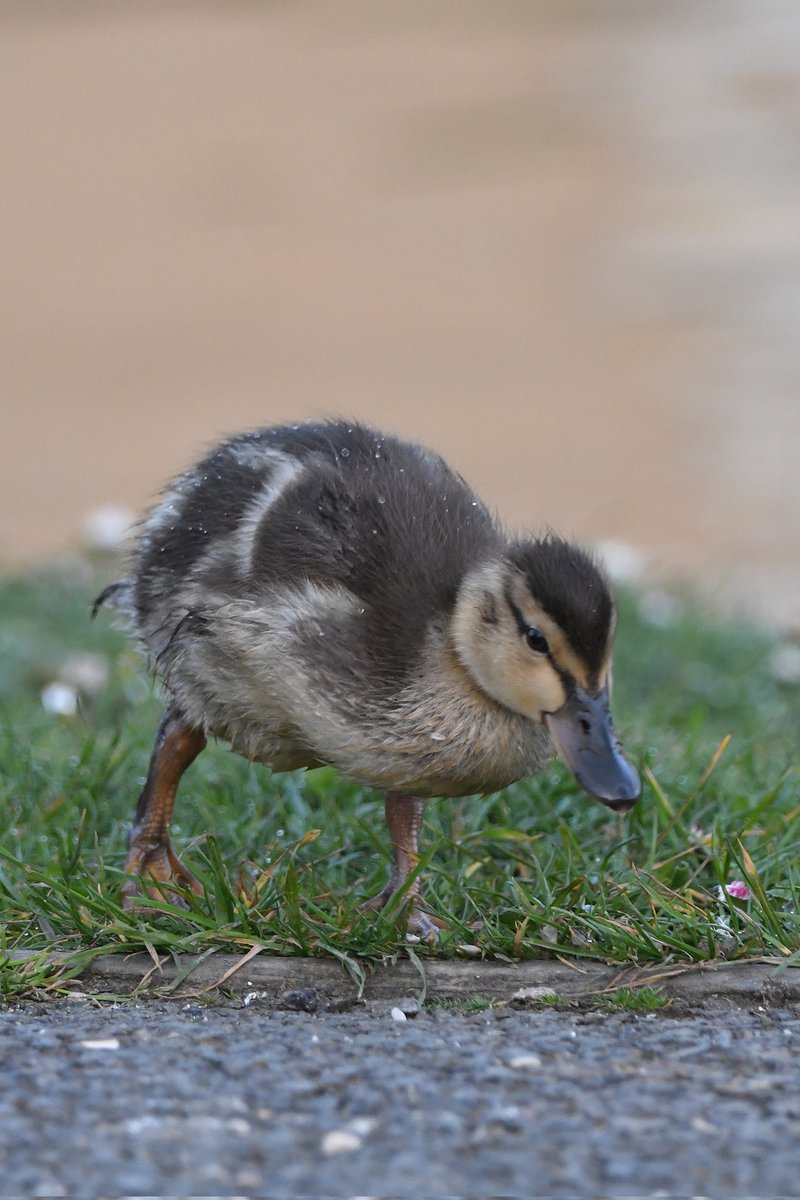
[57, 952, 800, 1008]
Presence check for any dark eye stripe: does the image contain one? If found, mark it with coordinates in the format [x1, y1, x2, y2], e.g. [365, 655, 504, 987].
[503, 586, 530, 637]
[503, 587, 550, 656]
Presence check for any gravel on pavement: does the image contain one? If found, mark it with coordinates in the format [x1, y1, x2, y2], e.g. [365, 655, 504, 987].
[1, 998, 799, 1195]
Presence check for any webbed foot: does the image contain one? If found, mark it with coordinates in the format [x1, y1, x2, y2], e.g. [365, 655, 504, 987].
[122, 838, 203, 908]
[362, 877, 444, 943]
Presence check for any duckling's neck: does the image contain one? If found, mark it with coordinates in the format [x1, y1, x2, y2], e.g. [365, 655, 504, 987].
[376, 619, 552, 797]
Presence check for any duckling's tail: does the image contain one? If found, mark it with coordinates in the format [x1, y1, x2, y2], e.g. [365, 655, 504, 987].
[91, 579, 131, 620]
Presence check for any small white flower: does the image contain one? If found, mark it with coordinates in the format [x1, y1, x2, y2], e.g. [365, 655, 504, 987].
[769, 643, 800, 685]
[594, 539, 645, 585]
[41, 682, 78, 716]
[81, 505, 136, 552]
[638, 589, 683, 628]
[57, 652, 109, 697]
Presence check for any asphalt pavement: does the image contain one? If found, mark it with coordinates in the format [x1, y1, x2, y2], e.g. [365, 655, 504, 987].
[1, 997, 799, 1195]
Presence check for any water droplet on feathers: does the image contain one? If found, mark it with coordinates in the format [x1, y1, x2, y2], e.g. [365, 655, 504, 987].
[377, 496, 386, 504]
[340, 447, 350, 457]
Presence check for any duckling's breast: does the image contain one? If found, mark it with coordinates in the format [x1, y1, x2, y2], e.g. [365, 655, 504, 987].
[325, 634, 555, 797]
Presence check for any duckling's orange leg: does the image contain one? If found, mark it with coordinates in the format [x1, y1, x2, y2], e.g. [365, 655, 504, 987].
[122, 707, 206, 906]
[363, 794, 441, 940]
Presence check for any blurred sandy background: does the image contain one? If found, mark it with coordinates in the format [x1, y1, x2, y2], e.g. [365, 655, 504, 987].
[1, 0, 798, 625]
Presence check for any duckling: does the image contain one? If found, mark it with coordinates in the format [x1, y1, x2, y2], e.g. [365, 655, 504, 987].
[96, 419, 640, 934]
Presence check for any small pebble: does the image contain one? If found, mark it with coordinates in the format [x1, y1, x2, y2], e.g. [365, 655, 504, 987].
[321, 1130, 362, 1155]
[347, 1117, 376, 1137]
[457, 944, 481, 957]
[79, 1037, 120, 1050]
[278, 987, 318, 1013]
[511, 987, 557, 1005]
[236, 1171, 262, 1188]
[324, 997, 359, 1013]
[390, 1007, 408, 1022]
[31, 1177, 66, 1198]
[509, 1053, 543, 1070]
[242, 990, 269, 1007]
[395, 997, 421, 1018]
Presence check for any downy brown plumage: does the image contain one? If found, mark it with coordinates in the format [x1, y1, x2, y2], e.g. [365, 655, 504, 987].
[97, 420, 640, 935]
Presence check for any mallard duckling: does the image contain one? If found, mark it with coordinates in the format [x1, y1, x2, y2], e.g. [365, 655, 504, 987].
[96, 420, 639, 934]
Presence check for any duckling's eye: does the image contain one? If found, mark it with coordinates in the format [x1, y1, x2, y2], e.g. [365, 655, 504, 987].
[525, 627, 549, 655]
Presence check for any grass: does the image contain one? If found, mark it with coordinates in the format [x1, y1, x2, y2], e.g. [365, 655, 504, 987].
[596, 986, 671, 1012]
[435, 987, 673, 1013]
[1, 555, 799, 1000]
[428, 996, 494, 1014]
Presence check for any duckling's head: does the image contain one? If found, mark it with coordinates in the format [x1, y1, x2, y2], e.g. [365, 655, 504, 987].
[452, 536, 640, 810]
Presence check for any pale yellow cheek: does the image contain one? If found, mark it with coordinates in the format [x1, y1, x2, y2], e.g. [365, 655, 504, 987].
[503, 660, 567, 721]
